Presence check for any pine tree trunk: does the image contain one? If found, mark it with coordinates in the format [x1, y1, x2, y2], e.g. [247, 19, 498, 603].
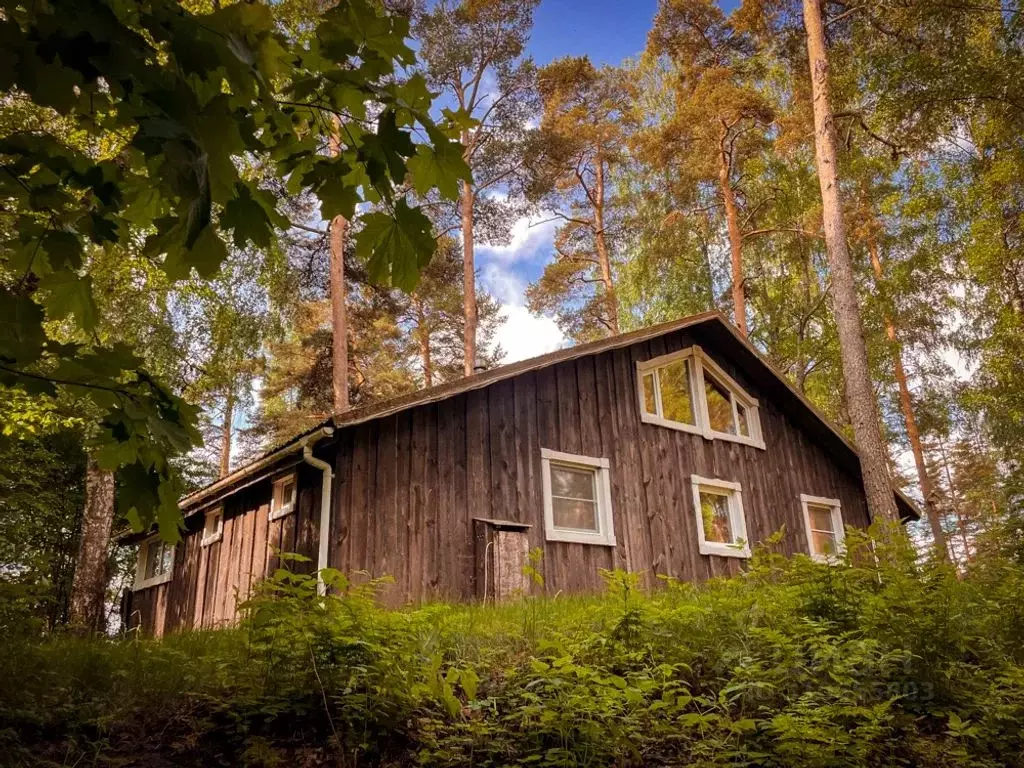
[866, 235, 949, 558]
[461, 175, 478, 376]
[68, 458, 116, 634]
[330, 212, 349, 413]
[794, 244, 813, 394]
[593, 157, 620, 335]
[329, 117, 350, 413]
[718, 134, 747, 337]
[219, 386, 233, 478]
[414, 294, 433, 387]
[802, 0, 898, 522]
[937, 437, 973, 560]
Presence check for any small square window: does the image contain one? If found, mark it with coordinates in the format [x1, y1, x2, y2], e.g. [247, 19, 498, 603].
[549, 464, 599, 532]
[698, 488, 734, 543]
[134, 536, 175, 590]
[201, 507, 224, 547]
[541, 449, 616, 546]
[690, 475, 750, 558]
[801, 495, 845, 562]
[270, 473, 297, 521]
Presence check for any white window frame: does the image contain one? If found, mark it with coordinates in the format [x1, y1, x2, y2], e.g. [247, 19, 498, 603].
[690, 475, 751, 558]
[269, 472, 297, 521]
[800, 494, 845, 562]
[201, 506, 224, 547]
[637, 345, 766, 449]
[540, 448, 616, 547]
[133, 535, 175, 590]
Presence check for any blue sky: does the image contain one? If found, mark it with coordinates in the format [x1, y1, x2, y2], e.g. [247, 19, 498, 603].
[529, 0, 658, 66]
[478, 0, 659, 362]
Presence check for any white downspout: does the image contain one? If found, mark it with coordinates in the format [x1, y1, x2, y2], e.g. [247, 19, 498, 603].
[301, 426, 335, 595]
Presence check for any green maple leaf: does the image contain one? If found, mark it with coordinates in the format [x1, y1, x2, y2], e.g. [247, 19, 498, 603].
[355, 201, 436, 291]
[41, 230, 84, 272]
[221, 183, 282, 248]
[315, 165, 361, 221]
[407, 136, 471, 200]
[43, 270, 97, 330]
[0, 290, 46, 366]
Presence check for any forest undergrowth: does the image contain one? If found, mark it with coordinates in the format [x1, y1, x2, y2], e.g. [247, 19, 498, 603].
[3, 522, 1024, 767]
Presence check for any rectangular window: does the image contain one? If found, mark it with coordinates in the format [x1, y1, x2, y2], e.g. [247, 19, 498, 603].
[642, 372, 657, 415]
[269, 473, 297, 521]
[801, 494, 845, 562]
[541, 448, 616, 546]
[690, 475, 751, 558]
[134, 536, 175, 590]
[637, 346, 764, 449]
[202, 506, 224, 547]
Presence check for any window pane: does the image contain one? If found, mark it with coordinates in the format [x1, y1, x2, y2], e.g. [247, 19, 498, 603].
[812, 530, 837, 556]
[550, 465, 596, 501]
[642, 373, 657, 415]
[160, 542, 174, 575]
[658, 359, 695, 425]
[808, 504, 835, 533]
[144, 543, 158, 580]
[737, 403, 750, 437]
[699, 490, 734, 543]
[282, 479, 295, 504]
[704, 373, 736, 434]
[552, 497, 599, 531]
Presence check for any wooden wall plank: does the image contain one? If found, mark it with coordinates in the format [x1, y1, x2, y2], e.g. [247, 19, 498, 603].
[451, 396, 471, 598]
[465, 388, 491, 523]
[332, 432, 354, 575]
[513, 372, 540, 592]
[488, 379, 517, 523]
[373, 415, 399, 594]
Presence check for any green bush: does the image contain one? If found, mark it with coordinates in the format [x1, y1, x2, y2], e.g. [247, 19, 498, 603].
[2, 525, 1024, 767]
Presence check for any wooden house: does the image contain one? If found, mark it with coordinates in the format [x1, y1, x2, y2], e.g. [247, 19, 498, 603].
[122, 312, 917, 636]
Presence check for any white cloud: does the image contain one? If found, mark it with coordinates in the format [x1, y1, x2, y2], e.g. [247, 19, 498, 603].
[480, 260, 528, 306]
[492, 304, 566, 363]
[477, 211, 559, 263]
[471, 208, 564, 364]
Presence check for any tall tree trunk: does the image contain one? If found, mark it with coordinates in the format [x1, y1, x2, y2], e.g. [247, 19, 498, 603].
[329, 212, 349, 413]
[718, 135, 747, 337]
[68, 458, 116, 634]
[593, 156, 620, 335]
[802, 0, 898, 522]
[795, 244, 814, 393]
[937, 437, 973, 561]
[414, 294, 433, 387]
[219, 386, 234, 478]
[329, 117, 350, 414]
[866, 235, 949, 559]
[461, 174, 478, 376]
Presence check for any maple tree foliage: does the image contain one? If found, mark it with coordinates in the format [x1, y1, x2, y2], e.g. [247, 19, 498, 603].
[0, 0, 470, 536]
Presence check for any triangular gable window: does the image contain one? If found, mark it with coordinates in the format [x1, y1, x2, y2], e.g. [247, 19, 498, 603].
[637, 345, 765, 449]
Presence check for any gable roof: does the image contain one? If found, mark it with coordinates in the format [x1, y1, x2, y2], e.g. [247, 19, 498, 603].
[179, 311, 920, 521]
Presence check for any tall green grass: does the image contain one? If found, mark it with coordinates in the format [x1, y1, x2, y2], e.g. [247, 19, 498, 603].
[3, 524, 1024, 766]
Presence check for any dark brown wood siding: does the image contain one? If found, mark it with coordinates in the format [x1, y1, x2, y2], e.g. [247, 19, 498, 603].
[127, 325, 872, 634]
[327, 325, 870, 601]
[125, 463, 322, 636]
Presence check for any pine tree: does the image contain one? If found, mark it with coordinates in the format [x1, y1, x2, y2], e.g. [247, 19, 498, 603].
[645, 0, 775, 337]
[414, 0, 538, 374]
[525, 57, 628, 342]
[800, 0, 898, 521]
